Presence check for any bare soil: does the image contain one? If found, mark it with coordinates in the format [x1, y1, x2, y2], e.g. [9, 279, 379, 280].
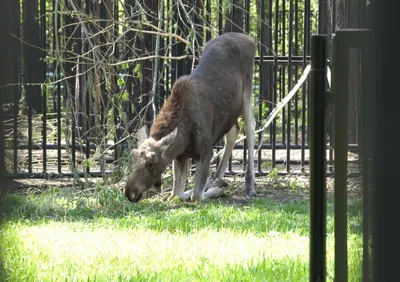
[0, 172, 363, 207]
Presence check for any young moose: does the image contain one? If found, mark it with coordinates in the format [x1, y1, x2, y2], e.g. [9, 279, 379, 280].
[125, 32, 256, 202]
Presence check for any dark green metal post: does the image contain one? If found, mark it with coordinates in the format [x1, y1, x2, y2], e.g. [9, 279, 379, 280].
[309, 34, 327, 282]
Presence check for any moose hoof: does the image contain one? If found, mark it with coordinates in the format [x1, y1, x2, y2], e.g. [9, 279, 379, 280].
[191, 193, 205, 202]
[205, 177, 228, 191]
[204, 187, 225, 199]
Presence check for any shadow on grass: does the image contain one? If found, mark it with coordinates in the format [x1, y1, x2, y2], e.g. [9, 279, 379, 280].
[0, 182, 363, 237]
[0, 179, 31, 282]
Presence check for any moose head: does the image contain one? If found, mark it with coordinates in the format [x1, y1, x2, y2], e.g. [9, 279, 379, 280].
[124, 126, 178, 202]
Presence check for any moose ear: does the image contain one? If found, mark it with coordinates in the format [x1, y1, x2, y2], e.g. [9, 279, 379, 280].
[157, 127, 178, 153]
[136, 125, 149, 146]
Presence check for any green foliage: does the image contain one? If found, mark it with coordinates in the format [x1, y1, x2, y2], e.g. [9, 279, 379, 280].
[268, 167, 280, 180]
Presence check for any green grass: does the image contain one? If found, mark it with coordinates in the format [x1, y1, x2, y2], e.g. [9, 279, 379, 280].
[0, 187, 363, 281]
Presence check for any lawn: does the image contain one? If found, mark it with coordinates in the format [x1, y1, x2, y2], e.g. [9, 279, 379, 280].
[0, 178, 363, 281]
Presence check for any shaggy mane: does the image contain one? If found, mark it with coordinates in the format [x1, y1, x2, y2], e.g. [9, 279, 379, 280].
[150, 76, 190, 140]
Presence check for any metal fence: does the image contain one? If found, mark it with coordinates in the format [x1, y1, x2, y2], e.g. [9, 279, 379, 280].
[0, 0, 316, 178]
[0, 0, 363, 180]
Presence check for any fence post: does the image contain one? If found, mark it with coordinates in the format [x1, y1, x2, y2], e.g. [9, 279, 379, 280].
[309, 34, 327, 282]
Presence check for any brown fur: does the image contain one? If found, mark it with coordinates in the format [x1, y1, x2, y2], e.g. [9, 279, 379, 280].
[150, 76, 189, 141]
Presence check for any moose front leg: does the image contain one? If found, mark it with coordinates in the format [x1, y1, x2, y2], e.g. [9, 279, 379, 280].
[171, 158, 192, 201]
[191, 150, 224, 201]
[191, 151, 212, 202]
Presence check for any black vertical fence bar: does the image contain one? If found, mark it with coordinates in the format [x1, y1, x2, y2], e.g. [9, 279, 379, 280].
[85, 0, 91, 173]
[26, 0, 33, 173]
[301, 0, 310, 172]
[206, 0, 211, 41]
[13, 83, 18, 173]
[55, 0, 62, 173]
[165, 0, 170, 97]
[13, 3, 20, 174]
[287, 0, 293, 172]
[231, 0, 236, 33]
[218, 0, 223, 35]
[268, 0, 272, 156]
[159, 2, 165, 106]
[100, 2, 107, 176]
[280, 65, 285, 145]
[294, 0, 299, 145]
[234, 0, 245, 173]
[272, 0, 279, 168]
[258, 0, 265, 174]
[328, 58, 334, 172]
[282, 0, 286, 147]
[333, 31, 349, 282]
[309, 34, 327, 282]
[305, 0, 311, 148]
[245, 0, 250, 33]
[124, 1, 132, 132]
[242, 28, 247, 174]
[41, 0, 47, 173]
[171, 1, 178, 85]
[113, 0, 120, 162]
[85, 89, 90, 173]
[0, 78, 3, 176]
[28, 84, 33, 174]
[165, 17, 170, 100]
[64, 0, 76, 169]
[159, 31, 165, 106]
[177, 3, 186, 77]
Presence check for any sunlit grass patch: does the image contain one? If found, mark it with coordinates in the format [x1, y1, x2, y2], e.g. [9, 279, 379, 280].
[1, 223, 310, 281]
[0, 188, 363, 281]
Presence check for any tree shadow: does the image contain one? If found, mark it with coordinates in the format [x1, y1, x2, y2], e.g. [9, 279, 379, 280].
[0, 184, 363, 235]
[0, 179, 30, 282]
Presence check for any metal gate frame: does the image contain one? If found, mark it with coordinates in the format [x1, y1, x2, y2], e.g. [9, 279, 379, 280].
[332, 29, 372, 282]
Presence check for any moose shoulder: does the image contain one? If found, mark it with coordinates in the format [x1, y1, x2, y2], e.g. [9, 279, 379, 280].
[125, 32, 256, 203]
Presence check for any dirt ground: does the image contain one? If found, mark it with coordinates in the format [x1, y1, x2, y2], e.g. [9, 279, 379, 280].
[0, 171, 363, 206]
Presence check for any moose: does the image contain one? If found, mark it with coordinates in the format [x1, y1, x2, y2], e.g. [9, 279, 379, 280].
[125, 32, 256, 202]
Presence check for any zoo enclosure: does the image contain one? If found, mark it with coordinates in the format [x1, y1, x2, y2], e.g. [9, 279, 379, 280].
[0, 0, 366, 178]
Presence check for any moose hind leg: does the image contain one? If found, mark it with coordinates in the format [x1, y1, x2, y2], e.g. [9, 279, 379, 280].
[214, 123, 239, 180]
[242, 79, 256, 197]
